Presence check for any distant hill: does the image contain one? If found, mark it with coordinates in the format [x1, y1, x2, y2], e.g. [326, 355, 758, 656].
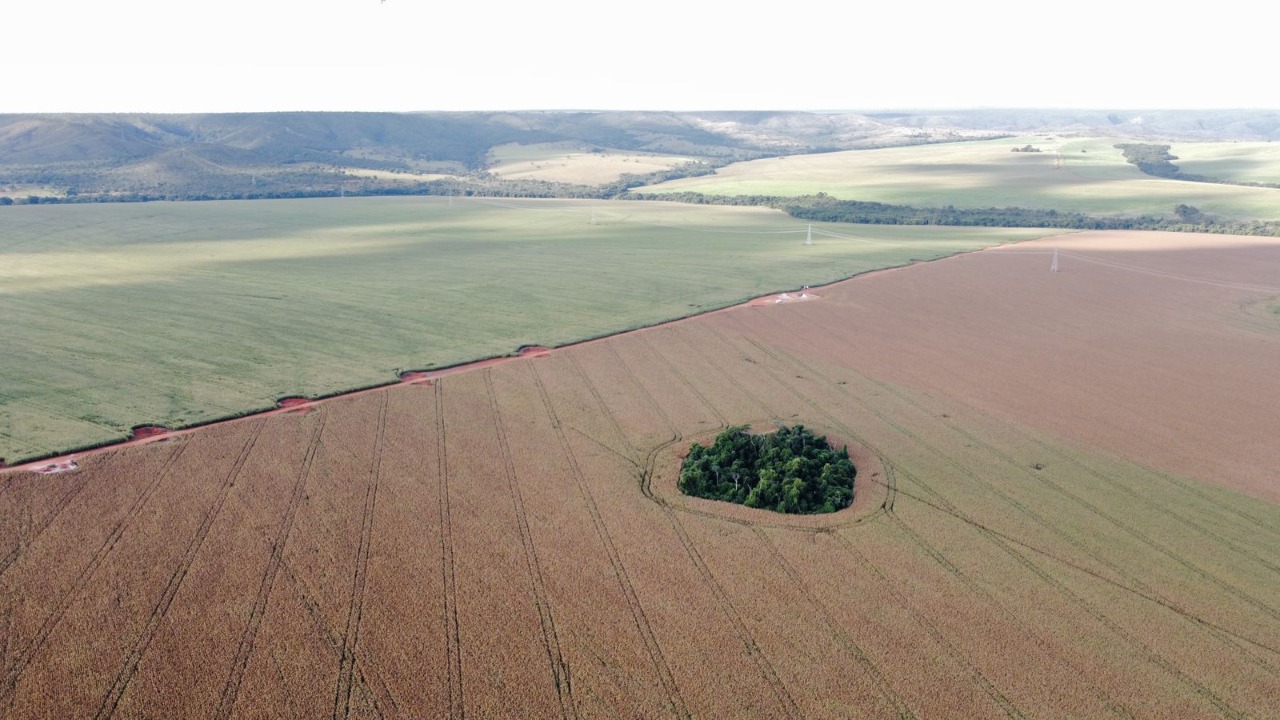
[2, 109, 1277, 202]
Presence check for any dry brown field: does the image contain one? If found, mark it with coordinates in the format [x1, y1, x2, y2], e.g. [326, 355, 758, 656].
[2, 230, 1278, 718]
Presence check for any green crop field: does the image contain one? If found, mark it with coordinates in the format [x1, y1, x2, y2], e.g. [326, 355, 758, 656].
[1169, 141, 1280, 184]
[0, 196, 1056, 463]
[638, 136, 1280, 221]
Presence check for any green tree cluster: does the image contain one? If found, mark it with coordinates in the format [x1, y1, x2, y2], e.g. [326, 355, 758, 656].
[678, 425, 855, 514]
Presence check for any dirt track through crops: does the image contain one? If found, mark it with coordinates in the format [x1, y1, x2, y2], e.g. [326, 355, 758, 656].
[1, 230, 1277, 718]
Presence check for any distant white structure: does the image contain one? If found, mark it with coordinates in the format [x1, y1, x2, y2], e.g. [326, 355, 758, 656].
[805, 224, 813, 246]
[1051, 248, 1059, 273]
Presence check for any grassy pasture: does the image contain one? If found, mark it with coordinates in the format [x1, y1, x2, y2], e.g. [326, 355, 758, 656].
[486, 141, 694, 184]
[638, 136, 1280, 221]
[0, 196, 1053, 463]
[1169, 141, 1280, 184]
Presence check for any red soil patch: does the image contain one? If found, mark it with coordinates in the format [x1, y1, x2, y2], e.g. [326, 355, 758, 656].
[276, 397, 315, 415]
[517, 345, 551, 357]
[130, 425, 171, 441]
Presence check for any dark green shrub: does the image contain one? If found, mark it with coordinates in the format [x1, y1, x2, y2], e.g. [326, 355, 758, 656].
[679, 425, 855, 514]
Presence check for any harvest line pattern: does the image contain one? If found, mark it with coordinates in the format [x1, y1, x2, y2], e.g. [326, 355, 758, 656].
[716, 322, 1247, 716]
[592, 342, 803, 718]
[215, 413, 328, 720]
[334, 393, 388, 720]
[484, 370, 575, 719]
[0, 443, 187, 712]
[529, 361, 691, 719]
[94, 421, 266, 719]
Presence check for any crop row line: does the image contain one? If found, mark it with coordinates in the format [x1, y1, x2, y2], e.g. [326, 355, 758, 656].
[215, 412, 328, 720]
[712, 320, 1243, 716]
[434, 383, 464, 720]
[769, 309, 1280, 672]
[0, 469, 89, 580]
[484, 370, 576, 720]
[528, 360, 691, 720]
[0, 442, 188, 714]
[334, 393, 389, 720]
[95, 420, 267, 719]
[597, 341, 804, 718]
[699, 322, 1125, 717]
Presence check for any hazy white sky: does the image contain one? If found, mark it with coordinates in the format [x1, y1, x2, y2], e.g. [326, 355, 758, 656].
[6, 0, 1275, 113]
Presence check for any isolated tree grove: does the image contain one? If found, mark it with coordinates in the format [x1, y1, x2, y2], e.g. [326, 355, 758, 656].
[678, 425, 855, 514]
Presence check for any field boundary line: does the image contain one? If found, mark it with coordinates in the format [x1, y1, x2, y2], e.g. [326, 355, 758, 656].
[484, 370, 576, 720]
[0, 442, 188, 712]
[528, 361, 691, 719]
[334, 393, 389, 720]
[214, 412, 328, 720]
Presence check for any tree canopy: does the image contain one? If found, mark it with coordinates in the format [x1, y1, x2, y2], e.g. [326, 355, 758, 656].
[678, 425, 855, 514]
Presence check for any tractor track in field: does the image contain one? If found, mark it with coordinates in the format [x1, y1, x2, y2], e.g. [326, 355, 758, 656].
[716, 324, 1248, 716]
[484, 370, 576, 720]
[0, 474, 89, 580]
[729, 316, 1280, 664]
[759, 311, 1280, 673]
[94, 420, 266, 720]
[433, 382, 464, 720]
[277, 556, 395, 718]
[334, 393, 388, 720]
[753, 526, 918, 719]
[691, 324, 1019, 717]
[597, 342, 803, 719]
[705, 324, 1134, 718]
[528, 361, 691, 720]
[215, 413, 328, 720]
[0, 442, 188, 714]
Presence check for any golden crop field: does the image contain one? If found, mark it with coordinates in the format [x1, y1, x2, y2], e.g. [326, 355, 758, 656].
[3, 230, 1277, 718]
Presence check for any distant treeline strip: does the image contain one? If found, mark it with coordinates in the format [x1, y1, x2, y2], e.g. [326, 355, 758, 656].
[0, 162, 722, 206]
[625, 191, 1280, 237]
[1115, 143, 1280, 190]
[7, 163, 1280, 237]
